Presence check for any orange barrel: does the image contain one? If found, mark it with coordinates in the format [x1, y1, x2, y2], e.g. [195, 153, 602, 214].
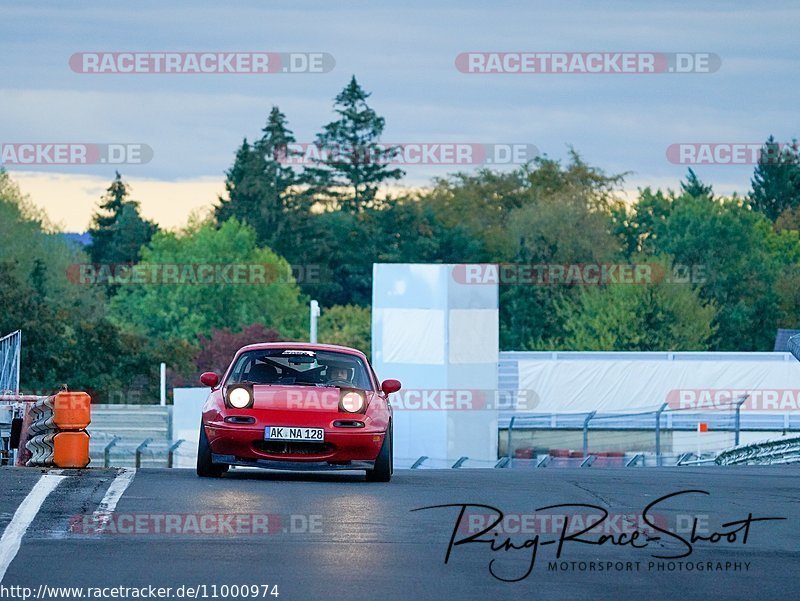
[52, 392, 91, 430]
[53, 431, 91, 468]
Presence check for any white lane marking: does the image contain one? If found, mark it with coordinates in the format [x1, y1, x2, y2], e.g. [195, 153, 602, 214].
[91, 468, 136, 531]
[0, 475, 66, 583]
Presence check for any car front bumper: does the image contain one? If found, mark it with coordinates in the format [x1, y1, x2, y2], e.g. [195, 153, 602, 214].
[205, 422, 386, 465]
[211, 454, 376, 470]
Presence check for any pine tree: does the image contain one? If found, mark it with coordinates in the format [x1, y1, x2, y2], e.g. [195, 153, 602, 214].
[87, 172, 158, 265]
[749, 136, 800, 221]
[215, 139, 268, 228]
[215, 107, 305, 247]
[680, 168, 713, 199]
[305, 76, 404, 212]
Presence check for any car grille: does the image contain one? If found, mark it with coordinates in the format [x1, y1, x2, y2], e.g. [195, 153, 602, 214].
[253, 440, 334, 456]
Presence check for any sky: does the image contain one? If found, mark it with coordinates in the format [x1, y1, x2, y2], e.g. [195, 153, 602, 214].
[1, 0, 797, 231]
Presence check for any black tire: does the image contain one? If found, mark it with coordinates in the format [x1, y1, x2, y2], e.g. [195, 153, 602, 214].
[366, 422, 392, 482]
[196, 422, 228, 478]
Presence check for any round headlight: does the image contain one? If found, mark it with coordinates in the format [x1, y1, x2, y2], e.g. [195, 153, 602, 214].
[228, 387, 252, 409]
[341, 391, 365, 413]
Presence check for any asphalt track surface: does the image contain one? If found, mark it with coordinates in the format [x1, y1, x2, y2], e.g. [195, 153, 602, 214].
[0, 466, 799, 600]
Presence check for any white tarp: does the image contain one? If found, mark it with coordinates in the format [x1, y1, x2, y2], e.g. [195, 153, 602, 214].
[516, 354, 800, 413]
[380, 308, 445, 365]
[448, 309, 499, 364]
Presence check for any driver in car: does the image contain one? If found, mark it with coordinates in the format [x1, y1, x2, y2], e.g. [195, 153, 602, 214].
[326, 365, 353, 385]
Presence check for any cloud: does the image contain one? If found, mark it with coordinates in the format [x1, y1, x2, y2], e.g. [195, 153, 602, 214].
[1, 0, 795, 202]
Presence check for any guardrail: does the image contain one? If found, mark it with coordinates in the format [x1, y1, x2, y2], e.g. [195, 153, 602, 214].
[401, 451, 722, 469]
[95, 435, 187, 468]
[715, 435, 800, 466]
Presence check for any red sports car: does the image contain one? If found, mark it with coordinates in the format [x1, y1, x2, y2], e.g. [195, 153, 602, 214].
[196, 342, 400, 481]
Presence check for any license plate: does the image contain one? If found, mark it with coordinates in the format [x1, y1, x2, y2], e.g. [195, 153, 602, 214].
[265, 426, 325, 442]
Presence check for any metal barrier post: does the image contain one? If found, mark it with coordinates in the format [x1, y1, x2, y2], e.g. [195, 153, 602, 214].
[451, 456, 469, 468]
[135, 437, 153, 469]
[625, 453, 643, 467]
[104, 436, 120, 468]
[167, 439, 185, 468]
[734, 395, 748, 446]
[582, 411, 596, 457]
[655, 402, 668, 467]
[410, 456, 428, 469]
[506, 416, 516, 465]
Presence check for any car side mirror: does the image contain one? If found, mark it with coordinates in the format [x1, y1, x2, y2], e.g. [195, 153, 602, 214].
[200, 372, 220, 387]
[381, 379, 401, 394]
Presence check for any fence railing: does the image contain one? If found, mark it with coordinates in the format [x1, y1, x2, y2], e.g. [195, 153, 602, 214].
[94, 434, 187, 468]
[502, 398, 800, 467]
[0, 330, 21, 395]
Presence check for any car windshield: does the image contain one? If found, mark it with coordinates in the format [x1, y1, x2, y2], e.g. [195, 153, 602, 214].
[226, 348, 373, 390]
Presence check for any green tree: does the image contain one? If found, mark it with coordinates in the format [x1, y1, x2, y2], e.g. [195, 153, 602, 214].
[87, 172, 159, 264]
[215, 107, 308, 248]
[555, 275, 717, 351]
[765, 227, 800, 329]
[749, 136, 800, 221]
[0, 171, 190, 401]
[289, 210, 380, 307]
[305, 76, 404, 212]
[0, 170, 105, 314]
[681, 168, 714, 199]
[377, 194, 486, 264]
[318, 304, 371, 356]
[616, 187, 674, 258]
[492, 156, 626, 349]
[110, 219, 307, 340]
[638, 193, 781, 350]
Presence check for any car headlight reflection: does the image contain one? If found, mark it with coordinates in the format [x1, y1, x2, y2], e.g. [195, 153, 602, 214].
[341, 391, 365, 413]
[227, 386, 253, 409]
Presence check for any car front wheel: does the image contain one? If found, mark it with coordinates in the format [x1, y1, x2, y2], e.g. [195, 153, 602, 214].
[366, 423, 392, 482]
[196, 421, 228, 478]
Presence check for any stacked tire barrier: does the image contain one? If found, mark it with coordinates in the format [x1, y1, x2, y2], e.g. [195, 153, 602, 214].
[714, 434, 800, 466]
[23, 392, 91, 468]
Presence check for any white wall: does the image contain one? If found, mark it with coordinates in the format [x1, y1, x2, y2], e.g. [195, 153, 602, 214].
[171, 387, 209, 468]
[372, 264, 499, 467]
